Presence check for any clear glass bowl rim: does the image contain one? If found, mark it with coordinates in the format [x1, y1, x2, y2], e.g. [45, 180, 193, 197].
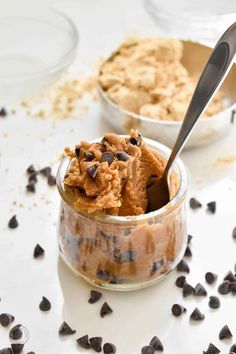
[56, 136, 190, 224]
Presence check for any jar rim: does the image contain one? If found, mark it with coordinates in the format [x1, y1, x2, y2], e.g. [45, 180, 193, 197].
[56, 136, 190, 224]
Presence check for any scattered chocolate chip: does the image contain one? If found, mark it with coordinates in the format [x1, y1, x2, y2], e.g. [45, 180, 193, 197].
[26, 181, 35, 193]
[219, 324, 232, 340]
[113, 249, 136, 263]
[39, 296, 51, 311]
[218, 281, 230, 295]
[232, 227, 236, 239]
[0, 108, 7, 117]
[11, 344, 24, 354]
[151, 260, 164, 273]
[184, 245, 192, 257]
[207, 201, 216, 214]
[189, 197, 202, 209]
[194, 283, 207, 296]
[47, 175, 56, 186]
[171, 304, 186, 317]
[0, 313, 15, 327]
[58, 321, 76, 335]
[209, 296, 220, 309]
[84, 151, 95, 161]
[183, 283, 194, 297]
[187, 234, 193, 244]
[26, 352, 35, 354]
[149, 336, 164, 351]
[9, 325, 22, 340]
[0, 349, 12, 354]
[77, 335, 91, 349]
[190, 307, 205, 321]
[224, 271, 236, 282]
[203, 343, 220, 354]
[75, 147, 80, 157]
[89, 337, 102, 352]
[175, 276, 186, 288]
[28, 173, 37, 183]
[88, 290, 102, 304]
[100, 302, 113, 318]
[129, 134, 142, 146]
[40, 167, 51, 177]
[101, 152, 114, 164]
[8, 215, 18, 229]
[205, 272, 218, 285]
[141, 346, 154, 354]
[86, 165, 98, 179]
[26, 165, 36, 174]
[177, 259, 190, 273]
[33, 244, 44, 258]
[103, 343, 116, 354]
[230, 343, 236, 352]
[116, 151, 129, 162]
[229, 282, 236, 294]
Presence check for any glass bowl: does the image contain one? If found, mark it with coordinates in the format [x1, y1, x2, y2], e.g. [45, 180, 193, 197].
[56, 136, 190, 291]
[0, 4, 78, 100]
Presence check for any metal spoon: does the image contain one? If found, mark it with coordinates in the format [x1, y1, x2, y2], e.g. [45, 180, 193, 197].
[147, 22, 236, 212]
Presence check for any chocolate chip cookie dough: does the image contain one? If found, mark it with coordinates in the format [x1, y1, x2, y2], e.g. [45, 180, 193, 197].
[57, 130, 188, 289]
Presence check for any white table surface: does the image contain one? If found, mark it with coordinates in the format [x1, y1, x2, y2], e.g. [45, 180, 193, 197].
[1, 0, 236, 353]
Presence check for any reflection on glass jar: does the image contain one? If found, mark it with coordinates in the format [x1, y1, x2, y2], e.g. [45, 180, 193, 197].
[57, 138, 189, 291]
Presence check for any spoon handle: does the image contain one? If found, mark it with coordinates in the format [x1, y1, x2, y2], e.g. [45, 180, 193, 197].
[164, 22, 236, 177]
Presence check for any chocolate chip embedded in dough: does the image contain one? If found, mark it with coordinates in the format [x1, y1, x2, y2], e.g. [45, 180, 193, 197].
[86, 165, 98, 179]
[75, 147, 80, 157]
[101, 151, 114, 164]
[129, 133, 142, 146]
[116, 151, 129, 162]
[84, 151, 95, 161]
[151, 259, 164, 273]
[189, 197, 202, 209]
[219, 324, 232, 340]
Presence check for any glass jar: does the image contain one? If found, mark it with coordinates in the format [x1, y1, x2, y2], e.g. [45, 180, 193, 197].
[56, 137, 190, 291]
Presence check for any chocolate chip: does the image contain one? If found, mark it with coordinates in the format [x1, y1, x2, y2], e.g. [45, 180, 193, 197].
[101, 152, 114, 164]
[184, 245, 192, 257]
[149, 336, 164, 351]
[183, 283, 194, 297]
[84, 151, 95, 161]
[194, 283, 207, 296]
[33, 244, 44, 258]
[203, 343, 220, 354]
[0, 313, 15, 327]
[86, 165, 98, 178]
[232, 227, 236, 239]
[219, 324, 232, 339]
[75, 147, 80, 157]
[0, 108, 7, 117]
[224, 271, 236, 282]
[26, 165, 36, 174]
[58, 321, 76, 335]
[113, 249, 136, 263]
[88, 290, 102, 304]
[187, 234, 193, 244]
[205, 272, 218, 285]
[8, 215, 18, 229]
[141, 346, 154, 354]
[207, 201, 216, 214]
[48, 175, 56, 186]
[100, 302, 113, 318]
[230, 343, 236, 352]
[39, 296, 51, 311]
[77, 335, 91, 349]
[229, 282, 236, 294]
[177, 259, 190, 273]
[89, 337, 102, 352]
[26, 181, 35, 193]
[40, 167, 51, 177]
[189, 197, 202, 209]
[9, 325, 22, 340]
[129, 134, 142, 146]
[0, 349, 12, 354]
[116, 151, 129, 162]
[26, 352, 35, 354]
[11, 344, 24, 354]
[28, 173, 37, 183]
[103, 343, 116, 354]
[96, 270, 110, 282]
[218, 281, 230, 295]
[190, 307, 205, 321]
[151, 260, 164, 273]
[209, 296, 220, 309]
[175, 276, 186, 288]
[171, 304, 186, 317]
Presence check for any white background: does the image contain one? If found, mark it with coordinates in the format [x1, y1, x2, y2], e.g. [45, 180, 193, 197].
[1, 0, 236, 353]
